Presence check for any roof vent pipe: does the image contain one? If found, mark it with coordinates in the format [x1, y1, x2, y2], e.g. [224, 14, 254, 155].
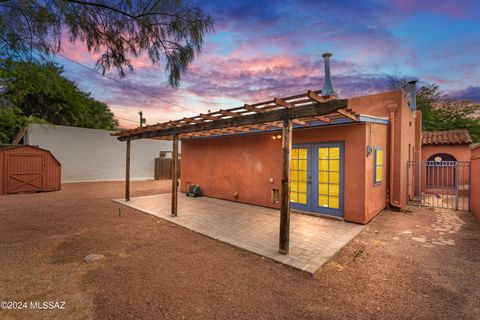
[407, 80, 418, 111]
[322, 52, 337, 97]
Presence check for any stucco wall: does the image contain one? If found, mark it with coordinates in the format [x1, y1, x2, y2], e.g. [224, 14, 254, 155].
[364, 123, 388, 223]
[181, 122, 388, 224]
[349, 90, 416, 208]
[422, 144, 471, 162]
[470, 145, 480, 223]
[25, 124, 172, 182]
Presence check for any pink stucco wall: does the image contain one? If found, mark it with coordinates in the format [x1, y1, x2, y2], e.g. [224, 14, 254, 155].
[181, 123, 385, 223]
[470, 145, 480, 222]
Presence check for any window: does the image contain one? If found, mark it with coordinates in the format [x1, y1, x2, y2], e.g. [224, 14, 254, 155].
[374, 147, 383, 185]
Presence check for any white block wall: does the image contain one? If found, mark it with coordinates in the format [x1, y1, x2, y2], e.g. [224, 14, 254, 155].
[25, 124, 174, 182]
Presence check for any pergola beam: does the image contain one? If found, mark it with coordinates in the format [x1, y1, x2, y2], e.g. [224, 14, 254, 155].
[273, 98, 306, 126]
[313, 115, 332, 123]
[336, 108, 359, 121]
[220, 109, 241, 117]
[244, 103, 265, 113]
[274, 97, 295, 109]
[117, 99, 348, 141]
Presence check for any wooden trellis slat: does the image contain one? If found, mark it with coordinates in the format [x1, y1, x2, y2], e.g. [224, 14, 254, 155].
[113, 89, 364, 141]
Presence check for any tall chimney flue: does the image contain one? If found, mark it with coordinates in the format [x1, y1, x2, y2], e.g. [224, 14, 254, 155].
[407, 80, 418, 111]
[322, 52, 336, 97]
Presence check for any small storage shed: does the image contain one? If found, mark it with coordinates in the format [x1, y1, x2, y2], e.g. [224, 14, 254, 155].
[0, 145, 61, 195]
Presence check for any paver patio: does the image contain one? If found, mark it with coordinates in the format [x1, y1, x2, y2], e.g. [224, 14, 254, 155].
[115, 193, 364, 274]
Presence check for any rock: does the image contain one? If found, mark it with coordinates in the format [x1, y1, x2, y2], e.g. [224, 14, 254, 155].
[84, 254, 105, 263]
[411, 237, 427, 243]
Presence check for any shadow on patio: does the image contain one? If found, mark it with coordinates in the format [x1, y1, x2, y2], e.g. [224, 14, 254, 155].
[115, 193, 364, 274]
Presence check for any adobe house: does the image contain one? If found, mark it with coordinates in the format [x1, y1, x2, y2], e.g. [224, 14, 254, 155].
[114, 53, 421, 254]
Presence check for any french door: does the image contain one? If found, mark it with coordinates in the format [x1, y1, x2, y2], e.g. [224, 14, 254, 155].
[290, 142, 344, 217]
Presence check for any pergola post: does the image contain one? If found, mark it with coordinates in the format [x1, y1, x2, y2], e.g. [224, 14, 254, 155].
[279, 118, 292, 254]
[125, 140, 131, 201]
[171, 133, 179, 217]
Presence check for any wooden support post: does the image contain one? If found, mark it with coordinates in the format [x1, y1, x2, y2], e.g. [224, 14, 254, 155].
[125, 140, 131, 201]
[279, 119, 293, 254]
[171, 133, 179, 217]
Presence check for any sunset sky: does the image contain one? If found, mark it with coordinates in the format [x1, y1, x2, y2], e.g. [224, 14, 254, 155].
[53, 0, 480, 128]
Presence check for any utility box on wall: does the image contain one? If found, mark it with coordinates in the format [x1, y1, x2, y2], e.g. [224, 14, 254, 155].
[0, 145, 61, 195]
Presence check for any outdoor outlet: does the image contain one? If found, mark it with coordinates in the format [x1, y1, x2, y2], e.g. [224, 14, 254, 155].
[269, 177, 274, 183]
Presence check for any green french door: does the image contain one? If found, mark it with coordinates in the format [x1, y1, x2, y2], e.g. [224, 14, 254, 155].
[290, 143, 344, 217]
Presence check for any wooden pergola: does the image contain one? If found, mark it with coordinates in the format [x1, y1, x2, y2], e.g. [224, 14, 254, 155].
[113, 90, 358, 254]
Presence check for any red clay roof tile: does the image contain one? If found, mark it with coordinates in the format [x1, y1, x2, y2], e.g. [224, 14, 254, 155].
[422, 130, 472, 145]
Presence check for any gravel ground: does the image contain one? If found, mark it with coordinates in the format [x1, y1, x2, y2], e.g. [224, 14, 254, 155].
[1, 180, 479, 320]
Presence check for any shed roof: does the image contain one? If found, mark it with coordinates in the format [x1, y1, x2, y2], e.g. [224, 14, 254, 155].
[0, 144, 61, 164]
[422, 130, 472, 145]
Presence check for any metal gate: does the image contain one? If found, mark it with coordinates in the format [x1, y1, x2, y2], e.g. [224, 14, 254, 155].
[407, 160, 471, 210]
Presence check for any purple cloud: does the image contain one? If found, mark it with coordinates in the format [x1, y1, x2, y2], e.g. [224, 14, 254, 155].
[449, 87, 480, 103]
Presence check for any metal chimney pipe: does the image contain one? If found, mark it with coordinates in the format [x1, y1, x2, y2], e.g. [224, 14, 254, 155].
[322, 52, 336, 97]
[407, 80, 418, 111]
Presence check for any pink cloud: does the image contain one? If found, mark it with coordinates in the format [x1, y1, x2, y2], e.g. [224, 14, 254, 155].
[392, 0, 477, 18]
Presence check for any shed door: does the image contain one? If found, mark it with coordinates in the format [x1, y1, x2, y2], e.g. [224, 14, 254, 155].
[6, 154, 44, 193]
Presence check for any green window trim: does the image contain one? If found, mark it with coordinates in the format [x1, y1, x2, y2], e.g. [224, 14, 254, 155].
[374, 147, 383, 185]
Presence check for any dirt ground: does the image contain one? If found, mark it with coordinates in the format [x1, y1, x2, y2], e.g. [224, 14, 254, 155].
[1, 181, 479, 320]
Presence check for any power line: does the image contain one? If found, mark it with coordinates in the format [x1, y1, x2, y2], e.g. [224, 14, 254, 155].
[54, 51, 199, 115]
[1, 37, 200, 121]
[113, 116, 142, 124]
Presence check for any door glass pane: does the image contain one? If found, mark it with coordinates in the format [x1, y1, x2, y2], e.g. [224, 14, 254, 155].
[319, 148, 329, 159]
[291, 181, 298, 192]
[290, 148, 308, 205]
[291, 191, 298, 203]
[330, 159, 339, 171]
[292, 149, 299, 158]
[317, 146, 341, 210]
[329, 172, 339, 184]
[329, 184, 339, 196]
[298, 193, 307, 204]
[329, 147, 340, 159]
[299, 159, 307, 170]
[299, 148, 307, 159]
[319, 160, 329, 171]
[319, 172, 328, 183]
[329, 196, 339, 209]
[319, 195, 329, 207]
[319, 183, 328, 194]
